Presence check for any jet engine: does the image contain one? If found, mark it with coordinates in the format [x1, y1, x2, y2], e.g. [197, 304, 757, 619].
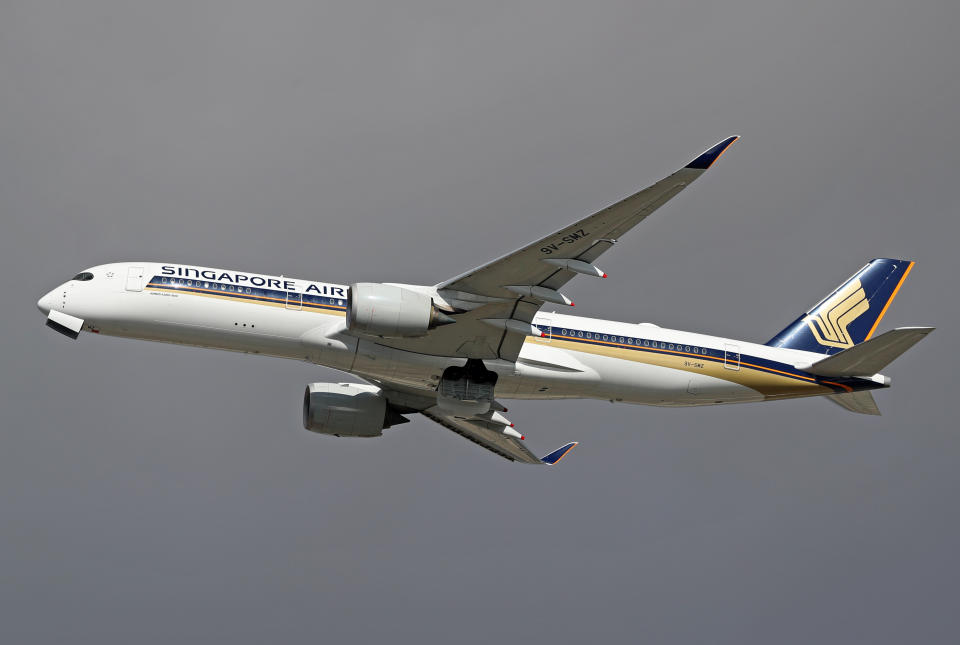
[347, 283, 454, 338]
[303, 383, 408, 437]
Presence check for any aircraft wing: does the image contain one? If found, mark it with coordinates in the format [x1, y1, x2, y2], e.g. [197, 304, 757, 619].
[374, 136, 739, 361]
[421, 407, 577, 465]
[366, 381, 577, 465]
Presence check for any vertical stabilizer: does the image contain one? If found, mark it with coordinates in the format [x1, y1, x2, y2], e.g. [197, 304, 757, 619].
[766, 259, 914, 356]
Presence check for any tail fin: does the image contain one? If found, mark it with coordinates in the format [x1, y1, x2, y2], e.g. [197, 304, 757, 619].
[766, 258, 915, 355]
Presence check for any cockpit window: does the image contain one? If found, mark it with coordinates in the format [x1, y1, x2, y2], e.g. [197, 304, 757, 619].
[72, 272, 94, 281]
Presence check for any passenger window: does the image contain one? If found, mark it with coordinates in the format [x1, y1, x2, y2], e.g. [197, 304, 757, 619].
[628, 338, 634, 344]
[577, 331, 583, 337]
[685, 346, 690, 352]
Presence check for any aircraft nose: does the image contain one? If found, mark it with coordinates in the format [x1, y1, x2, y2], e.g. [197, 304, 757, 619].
[37, 291, 54, 315]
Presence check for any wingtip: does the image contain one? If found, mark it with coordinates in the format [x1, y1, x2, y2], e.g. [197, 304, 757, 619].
[540, 441, 578, 465]
[686, 135, 739, 170]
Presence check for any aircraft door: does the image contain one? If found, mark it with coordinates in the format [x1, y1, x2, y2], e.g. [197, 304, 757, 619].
[723, 343, 741, 370]
[285, 292, 302, 310]
[125, 266, 144, 292]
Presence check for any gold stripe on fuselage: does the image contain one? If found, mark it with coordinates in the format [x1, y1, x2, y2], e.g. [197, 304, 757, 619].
[531, 335, 836, 398]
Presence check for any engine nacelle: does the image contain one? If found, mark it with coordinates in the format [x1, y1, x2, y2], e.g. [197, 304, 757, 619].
[347, 283, 453, 338]
[303, 383, 406, 438]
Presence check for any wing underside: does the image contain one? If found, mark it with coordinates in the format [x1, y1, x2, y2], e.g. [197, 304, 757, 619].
[421, 407, 577, 465]
[421, 407, 543, 463]
[370, 382, 577, 465]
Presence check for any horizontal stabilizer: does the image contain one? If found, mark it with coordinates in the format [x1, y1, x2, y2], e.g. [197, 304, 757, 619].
[828, 391, 882, 416]
[800, 327, 934, 377]
[540, 442, 578, 465]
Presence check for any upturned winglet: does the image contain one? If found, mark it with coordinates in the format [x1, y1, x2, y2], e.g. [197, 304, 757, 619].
[540, 442, 578, 465]
[685, 136, 740, 170]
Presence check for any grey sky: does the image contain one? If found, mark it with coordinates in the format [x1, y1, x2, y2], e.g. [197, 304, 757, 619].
[2, 1, 958, 642]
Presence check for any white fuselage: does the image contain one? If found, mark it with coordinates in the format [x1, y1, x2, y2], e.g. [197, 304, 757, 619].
[38, 262, 881, 406]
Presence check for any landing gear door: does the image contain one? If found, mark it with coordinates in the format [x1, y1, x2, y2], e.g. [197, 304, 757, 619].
[125, 266, 144, 292]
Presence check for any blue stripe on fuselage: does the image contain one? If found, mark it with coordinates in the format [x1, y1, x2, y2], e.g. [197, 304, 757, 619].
[145, 276, 347, 313]
[544, 327, 876, 394]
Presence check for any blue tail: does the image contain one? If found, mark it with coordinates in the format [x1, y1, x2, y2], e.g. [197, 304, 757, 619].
[765, 259, 915, 356]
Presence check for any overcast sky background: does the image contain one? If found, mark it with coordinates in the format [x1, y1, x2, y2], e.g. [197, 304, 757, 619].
[2, 1, 959, 643]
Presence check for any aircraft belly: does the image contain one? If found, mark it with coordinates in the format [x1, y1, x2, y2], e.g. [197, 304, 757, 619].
[684, 373, 762, 404]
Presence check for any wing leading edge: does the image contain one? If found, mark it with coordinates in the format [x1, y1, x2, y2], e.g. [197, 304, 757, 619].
[372, 137, 740, 362]
[437, 136, 740, 299]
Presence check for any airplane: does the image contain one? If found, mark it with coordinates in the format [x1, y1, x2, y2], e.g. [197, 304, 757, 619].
[36, 136, 933, 466]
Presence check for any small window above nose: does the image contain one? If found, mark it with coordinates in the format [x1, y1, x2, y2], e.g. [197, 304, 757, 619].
[72, 272, 94, 281]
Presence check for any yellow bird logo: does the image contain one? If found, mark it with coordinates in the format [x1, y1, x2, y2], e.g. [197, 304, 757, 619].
[804, 279, 869, 349]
